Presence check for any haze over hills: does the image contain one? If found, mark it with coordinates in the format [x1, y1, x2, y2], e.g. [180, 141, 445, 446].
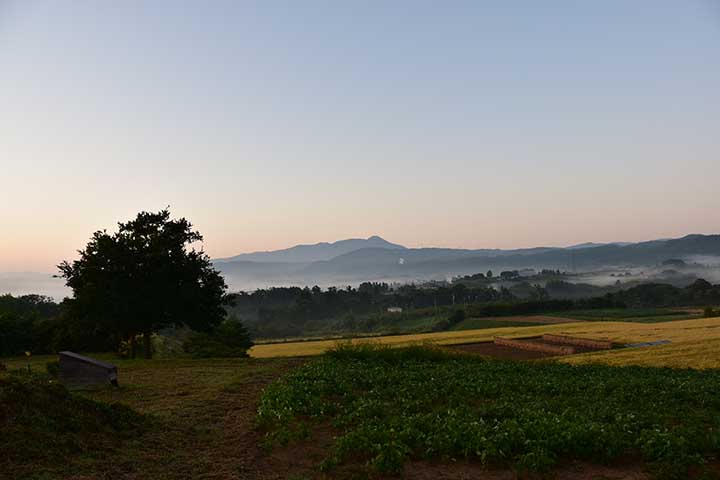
[215, 234, 720, 292]
[0, 272, 69, 300]
[3, 235, 720, 299]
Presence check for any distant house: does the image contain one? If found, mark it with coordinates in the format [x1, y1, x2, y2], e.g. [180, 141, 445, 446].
[387, 307, 403, 313]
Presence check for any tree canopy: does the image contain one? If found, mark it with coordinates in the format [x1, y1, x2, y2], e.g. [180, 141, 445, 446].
[58, 209, 229, 357]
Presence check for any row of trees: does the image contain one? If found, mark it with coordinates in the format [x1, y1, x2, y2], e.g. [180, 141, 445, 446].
[226, 282, 517, 338]
[230, 278, 720, 339]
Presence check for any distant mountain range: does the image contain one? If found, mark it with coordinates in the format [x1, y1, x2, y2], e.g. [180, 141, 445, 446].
[3, 235, 719, 299]
[214, 234, 720, 292]
[214, 235, 405, 263]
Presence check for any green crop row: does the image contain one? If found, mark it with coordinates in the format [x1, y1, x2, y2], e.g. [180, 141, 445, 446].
[257, 344, 720, 478]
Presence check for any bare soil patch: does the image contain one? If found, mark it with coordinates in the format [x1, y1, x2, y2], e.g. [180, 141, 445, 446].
[449, 341, 554, 359]
[450, 334, 612, 360]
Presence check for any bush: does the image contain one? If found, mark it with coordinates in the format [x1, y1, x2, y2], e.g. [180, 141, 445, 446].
[448, 308, 465, 325]
[46, 361, 60, 377]
[183, 319, 253, 358]
[432, 308, 466, 331]
[704, 307, 718, 318]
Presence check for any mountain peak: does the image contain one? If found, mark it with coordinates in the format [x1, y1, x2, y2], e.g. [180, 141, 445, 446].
[215, 236, 406, 264]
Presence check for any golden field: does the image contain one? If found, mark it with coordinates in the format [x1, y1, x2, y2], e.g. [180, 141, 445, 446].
[249, 316, 720, 369]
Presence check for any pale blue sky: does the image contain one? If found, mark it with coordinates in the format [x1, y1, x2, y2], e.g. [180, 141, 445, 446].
[1, 1, 719, 271]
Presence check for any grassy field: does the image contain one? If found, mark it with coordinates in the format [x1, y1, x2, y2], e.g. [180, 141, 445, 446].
[550, 308, 702, 323]
[0, 356, 300, 480]
[14, 347, 720, 480]
[4, 314, 720, 479]
[451, 318, 548, 330]
[6, 315, 720, 369]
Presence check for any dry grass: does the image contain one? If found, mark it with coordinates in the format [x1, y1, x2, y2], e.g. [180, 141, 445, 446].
[561, 337, 720, 369]
[249, 316, 720, 369]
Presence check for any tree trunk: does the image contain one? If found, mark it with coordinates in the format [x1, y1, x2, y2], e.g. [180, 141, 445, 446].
[130, 336, 137, 359]
[143, 332, 153, 359]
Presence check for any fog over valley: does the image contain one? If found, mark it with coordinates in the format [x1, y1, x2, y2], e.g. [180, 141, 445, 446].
[5, 234, 720, 300]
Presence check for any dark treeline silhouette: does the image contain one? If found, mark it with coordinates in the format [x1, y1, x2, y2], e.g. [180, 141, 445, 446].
[227, 282, 512, 337]
[0, 294, 65, 356]
[228, 279, 720, 339]
[3, 278, 720, 355]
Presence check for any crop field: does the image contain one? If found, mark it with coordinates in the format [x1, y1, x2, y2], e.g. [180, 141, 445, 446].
[250, 316, 720, 368]
[258, 344, 720, 478]
[561, 337, 720, 369]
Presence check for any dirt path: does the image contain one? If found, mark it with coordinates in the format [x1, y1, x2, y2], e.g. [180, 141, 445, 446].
[193, 359, 308, 480]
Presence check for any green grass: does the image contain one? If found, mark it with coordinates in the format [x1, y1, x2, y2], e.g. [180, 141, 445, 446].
[451, 318, 547, 331]
[0, 373, 145, 479]
[0, 355, 298, 480]
[551, 308, 700, 323]
[258, 344, 720, 478]
[377, 314, 447, 333]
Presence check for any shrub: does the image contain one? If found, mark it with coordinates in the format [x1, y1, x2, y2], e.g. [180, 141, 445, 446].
[432, 308, 466, 331]
[448, 308, 465, 325]
[45, 361, 60, 377]
[183, 319, 253, 358]
[704, 307, 718, 318]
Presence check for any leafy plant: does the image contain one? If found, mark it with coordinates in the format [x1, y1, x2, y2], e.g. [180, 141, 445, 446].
[258, 344, 720, 478]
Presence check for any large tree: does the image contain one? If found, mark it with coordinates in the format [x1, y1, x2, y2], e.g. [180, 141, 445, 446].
[58, 209, 229, 357]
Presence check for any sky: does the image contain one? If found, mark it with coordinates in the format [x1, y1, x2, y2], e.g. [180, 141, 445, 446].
[1, 1, 719, 273]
